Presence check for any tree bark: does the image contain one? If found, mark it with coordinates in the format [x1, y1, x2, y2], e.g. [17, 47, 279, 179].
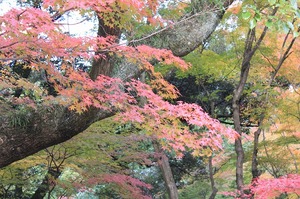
[89, 16, 121, 80]
[208, 101, 218, 199]
[233, 28, 257, 192]
[140, 0, 234, 57]
[251, 127, 262, 180]
[0, 104, 114, 168]
[251, 22, 298, 182]
[153, 141, 178, 199]
[208, 156, 218, 199]
[0, 1, 234, 168]
[233, 19, 270, 193]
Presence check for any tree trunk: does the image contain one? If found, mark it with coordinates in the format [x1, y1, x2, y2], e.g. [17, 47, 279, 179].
[208, 101, 218, 199]
[90, 54, 114, 80]
[0, 104, 114, 168]
[251, 127, 262, 180]
[140, 0, 234, 57]
[208, 156, 218, 199]
[153, 141, 178, 199]
[90, 16, 121, 80]
[0, 1, 235, 168]
[232, 27, 256, 190]
[233, 20, 270, 193]
[251, 19, 298, 182]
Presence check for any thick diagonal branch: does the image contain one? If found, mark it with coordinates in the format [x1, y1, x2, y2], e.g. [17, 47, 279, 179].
[0, 0, 234, 168]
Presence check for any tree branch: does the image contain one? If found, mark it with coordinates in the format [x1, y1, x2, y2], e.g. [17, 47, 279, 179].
[0, 0, 235, 168]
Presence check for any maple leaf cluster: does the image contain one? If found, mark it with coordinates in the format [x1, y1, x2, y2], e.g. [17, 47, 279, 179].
[119, 80, 238, 157]
[0, 8, 243, 198]
[6, 1, 297, 198]
[0, 0, 239, 158]
[0, 2, 186, 105]
[251, 174, 300, 198]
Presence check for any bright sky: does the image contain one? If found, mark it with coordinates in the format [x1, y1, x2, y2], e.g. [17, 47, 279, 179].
[0, 0, 19, 14]
[0, 0, 95, 37]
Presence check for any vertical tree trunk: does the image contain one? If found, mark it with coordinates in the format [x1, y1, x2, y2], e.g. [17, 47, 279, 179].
[208, 156, 218, 199]
[153, 141, 179, 199]
[233, 86, 246, 192]
[89, 16, 121, 80]
[233, 24, 269, 193]
[250, 15, 295, 182]
[139, 72, 178, 199]
[90, 55, 114, 79]
[233, 29, 254, 190]
[208, 101, 218, 199]
[251, 127, 262, 180]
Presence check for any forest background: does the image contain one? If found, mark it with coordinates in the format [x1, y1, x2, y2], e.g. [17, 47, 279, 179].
[0, 0, 300, 198]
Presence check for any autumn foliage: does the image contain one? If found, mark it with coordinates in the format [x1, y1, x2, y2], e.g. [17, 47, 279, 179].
[0, 0, 238, 155]
[0, 0, 241, 197]
[85, 174, 153, 199]
[251, 174, 300, 199]
[2, 0, 300, 198]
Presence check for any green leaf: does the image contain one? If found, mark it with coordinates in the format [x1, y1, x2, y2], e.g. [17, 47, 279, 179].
[279, 8, 286, 15]
[268, 0, 276, 6]
[249, 18, 257, 29]
[254, 13, 261, 21]
[242, 11, 251, 20]
[266, 20, 273, 28]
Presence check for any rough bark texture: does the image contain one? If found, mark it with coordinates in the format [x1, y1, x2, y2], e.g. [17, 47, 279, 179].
[153, 141, 178, 199]
[90, 16, 122, 79]
[208, 156, 218, 199]
[145, 12, 221, 57]
[232, 29, 255, 192]
[0, 0, 234, 168]
[251, 127, 261, 180]
[0, 103, 114, 168]
[208, 102, 218, 199]
[233, 24, 269, 193]
[141, 0, 234, 57]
